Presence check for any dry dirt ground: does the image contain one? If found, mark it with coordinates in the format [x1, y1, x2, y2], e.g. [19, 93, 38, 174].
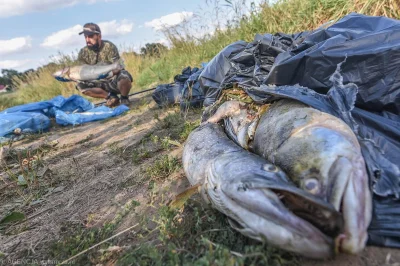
[0, 93, 399, 266]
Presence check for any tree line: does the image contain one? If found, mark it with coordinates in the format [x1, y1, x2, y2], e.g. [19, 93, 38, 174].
[0, 69, 35, 91]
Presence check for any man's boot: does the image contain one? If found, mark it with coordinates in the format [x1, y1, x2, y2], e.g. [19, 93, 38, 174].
[120, 95, 130, 106]
[105, 93, 120, 107]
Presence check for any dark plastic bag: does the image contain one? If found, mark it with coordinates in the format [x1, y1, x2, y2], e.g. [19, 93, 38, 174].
[152, 83, 183, 108]
[180, 67, 205, 110]
[199, 41, 248, 106]
[265, 13, 400, 115]
[199, 33, 305, 106]
[174, 66, 194, 83]
[153, 66, 206, 108]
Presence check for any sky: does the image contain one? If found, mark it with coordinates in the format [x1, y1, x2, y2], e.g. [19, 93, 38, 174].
[0, 0, 250, 73]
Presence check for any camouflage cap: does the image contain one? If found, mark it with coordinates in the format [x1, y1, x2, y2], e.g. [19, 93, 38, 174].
[79, 23, 101, 35]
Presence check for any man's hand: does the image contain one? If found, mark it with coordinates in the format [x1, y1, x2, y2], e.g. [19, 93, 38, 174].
[112, 68, 121, 76]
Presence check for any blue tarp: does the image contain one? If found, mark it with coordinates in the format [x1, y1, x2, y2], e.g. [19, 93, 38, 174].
[0, 95, 129, 140]
[55, 105, 129, 126]
[0, 112, 51, 137]
[0, 95, 94, 116]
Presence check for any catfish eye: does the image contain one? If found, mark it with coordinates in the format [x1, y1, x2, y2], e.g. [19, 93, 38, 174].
[263, 164, 278, 172]
[304, 178, 320, 195]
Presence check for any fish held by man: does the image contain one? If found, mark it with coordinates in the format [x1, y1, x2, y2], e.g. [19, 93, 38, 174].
[52, 60, 124, 83]
[206, 99, 372, 255]
[182, 122, 344, 259]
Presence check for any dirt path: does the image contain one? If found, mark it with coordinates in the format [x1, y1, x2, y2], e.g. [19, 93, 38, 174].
[0, 94, 399, 265]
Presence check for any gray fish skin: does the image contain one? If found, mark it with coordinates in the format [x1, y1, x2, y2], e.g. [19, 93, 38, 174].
[207, 100, 257, 149]
[52, 61, 123, 82]
[183, 122, 343, 259]
[252, 99, 372, 254]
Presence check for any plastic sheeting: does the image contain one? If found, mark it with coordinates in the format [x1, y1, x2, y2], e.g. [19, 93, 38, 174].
[199, 41, 247, 106]
[55, 105, 129, 126]
[0, 112, 51, 138]
[152, 83, 182, 108]
[0, 95, 94, 116]
[265, 13, 400, 115]
[180, 67, 205, 110]
[152, 66, 205, 108]
[199, 13, 400, 248]
[0, 95, 129, 141]
[198, 33, 308, 106]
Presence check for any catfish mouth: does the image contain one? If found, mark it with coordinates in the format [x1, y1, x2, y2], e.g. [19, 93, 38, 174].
[272, 189, 344, 239]
[53, 67, 70, 77]
[205, 157, 342, 258]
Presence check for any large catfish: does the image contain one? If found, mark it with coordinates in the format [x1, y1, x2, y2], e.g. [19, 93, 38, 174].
[52, 60, 124, 82]
[207, 99, 372, 254]
[183, 122, 344, 259]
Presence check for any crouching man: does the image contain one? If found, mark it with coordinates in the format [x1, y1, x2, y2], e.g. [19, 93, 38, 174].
[77, 22, 133, 107]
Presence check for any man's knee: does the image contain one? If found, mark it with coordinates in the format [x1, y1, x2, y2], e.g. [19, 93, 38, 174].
[116, 70, 133, 90]
[81, 89, 91, 95]
[117, 77, 132, 89]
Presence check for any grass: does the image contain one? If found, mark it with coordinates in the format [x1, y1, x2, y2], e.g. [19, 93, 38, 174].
[0, 141, 58, 205]
[1, 0, 398, 111]
[155, 111, 200, 142]
[132, 147, 152, 164]
[145, 155, 181, 180]
[50, 196, 297, 265]
[50, 199, 140, 265]
[118, 199, 298, 266]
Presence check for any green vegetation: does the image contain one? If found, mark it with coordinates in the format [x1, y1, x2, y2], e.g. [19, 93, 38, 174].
[145, 155, 181, 180]
[1, 0, 398, 111]
[155, 111, 200, 141]
[0, 141, 57, 204]
[50, 199, 140, 265]
[118, 200, 297, 266]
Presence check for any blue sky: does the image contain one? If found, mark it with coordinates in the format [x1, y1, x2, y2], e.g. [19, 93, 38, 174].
[0, 0, 234, 72]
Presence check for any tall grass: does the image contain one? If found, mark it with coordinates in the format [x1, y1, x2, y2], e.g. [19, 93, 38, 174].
[1, 0, 399, 110]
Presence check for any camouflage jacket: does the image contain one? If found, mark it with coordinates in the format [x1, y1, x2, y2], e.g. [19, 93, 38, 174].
[78, 40, 120, 65]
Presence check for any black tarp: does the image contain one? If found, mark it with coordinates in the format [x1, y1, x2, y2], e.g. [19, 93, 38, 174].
[265, 13, 400, 116]
[180, 67, 205, 110]
[199, 32, 308, 106]
[152, 83, 182, 108]
[199, 13, 400, 248]
[152, 66, 205, 108]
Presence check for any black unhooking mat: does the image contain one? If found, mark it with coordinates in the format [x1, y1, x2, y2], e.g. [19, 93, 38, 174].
[199, 13, 400, 248]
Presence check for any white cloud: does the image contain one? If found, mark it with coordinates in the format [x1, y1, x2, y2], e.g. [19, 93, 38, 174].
[41, 20, 133, 49]
[98, 20, 134, 38]
[156, 38, 171, 48]
[145, 12, 193, 31]
[0, 0, 114, 18]
[41, 25, 83, 49]
[0, 37, 32, 56]
[0, 59, 32, 70]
